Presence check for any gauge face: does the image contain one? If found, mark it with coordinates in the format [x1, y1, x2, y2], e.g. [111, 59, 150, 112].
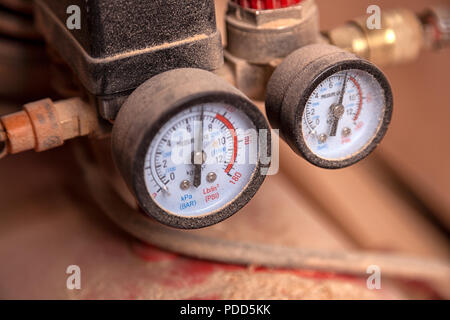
[144, 103, 258, 218]
[301, 69, 386, 161]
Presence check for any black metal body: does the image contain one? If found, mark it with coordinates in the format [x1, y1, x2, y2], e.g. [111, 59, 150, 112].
[34, 0, 224, 119]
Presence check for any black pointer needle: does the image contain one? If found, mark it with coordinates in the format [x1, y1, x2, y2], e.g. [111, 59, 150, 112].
[329, 73, 348, 137]
[193, 108, 204, 188]
[338, 72, 348, 105]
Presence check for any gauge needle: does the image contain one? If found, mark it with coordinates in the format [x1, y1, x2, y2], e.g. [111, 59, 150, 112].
[193, 108, 204, 188]
[338, 72, 348, 105]
[329, 73, 348, 137]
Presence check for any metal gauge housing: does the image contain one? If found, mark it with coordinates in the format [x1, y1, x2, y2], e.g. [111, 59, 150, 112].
[112, 68, 270, 229]
[266, 44, 393, 169]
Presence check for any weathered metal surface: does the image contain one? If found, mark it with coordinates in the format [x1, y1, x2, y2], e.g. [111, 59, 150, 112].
[34, 0, 224, 119]
[226, 0, 319, 63]
[1, 107, 36, 153]
[222, 51, 277, 100]
[0, 98, 100, 155]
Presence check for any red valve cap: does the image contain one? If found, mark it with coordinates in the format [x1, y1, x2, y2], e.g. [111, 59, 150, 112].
[232, 0, 302, 10]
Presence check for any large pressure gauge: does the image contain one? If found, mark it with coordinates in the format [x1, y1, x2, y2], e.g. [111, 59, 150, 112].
[266, 44, 393, 169]
[112, 68, 270, 229]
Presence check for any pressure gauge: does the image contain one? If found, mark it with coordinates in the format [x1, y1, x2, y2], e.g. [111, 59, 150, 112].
[266, 44, 393, 168]
[112, 68, 270, 229]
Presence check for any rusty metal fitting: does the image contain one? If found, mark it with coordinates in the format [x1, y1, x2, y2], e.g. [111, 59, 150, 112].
[0, 97, 100, 157]
[226, 0, 319, 64]
[221, 51, 278, 100]
[23, 99, 64, 152]
[325, 9, 424, 66]
[420, 5, 450, 50]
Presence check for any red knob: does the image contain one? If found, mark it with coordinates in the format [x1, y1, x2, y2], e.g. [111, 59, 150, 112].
[232, 0, 302, 10]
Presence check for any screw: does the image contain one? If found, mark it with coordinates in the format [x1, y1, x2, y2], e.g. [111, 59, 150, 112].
[331, 104, 345, 118]
[180, 180, 190, 190]
[342, 127, 352, 137]
[206, 172, 217, 183]
[318, 134, 328, 144]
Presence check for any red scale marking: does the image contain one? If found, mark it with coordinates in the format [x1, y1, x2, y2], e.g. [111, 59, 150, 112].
[215, 113, 238, 174]
[349, 76, 363, 121]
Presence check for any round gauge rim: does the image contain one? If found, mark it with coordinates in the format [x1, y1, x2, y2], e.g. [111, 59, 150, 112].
[132, 92, 270, 229]
[292, 59, 393, 169]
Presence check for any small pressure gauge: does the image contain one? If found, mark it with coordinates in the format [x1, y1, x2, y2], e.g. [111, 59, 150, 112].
[112, 68, 270, 229]
[266, 44, 393, 169]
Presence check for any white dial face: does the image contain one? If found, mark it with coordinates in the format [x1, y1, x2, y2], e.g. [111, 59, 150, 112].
[302, 69, 386, 161]
[144, 103, 258, 217]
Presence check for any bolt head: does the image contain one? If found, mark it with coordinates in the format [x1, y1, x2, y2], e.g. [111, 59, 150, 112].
[206, 172, 217, 183]
[331, 104, 345, 118]
[318, 134, 328, 143]
[180, 180, 190, 190]
[342, 127, 352, 137]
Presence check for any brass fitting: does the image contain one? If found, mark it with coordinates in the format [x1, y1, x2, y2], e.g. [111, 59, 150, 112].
[0, 97, 100, 158]
[326, 9, 425, 66]
[421, 5, 450, 50]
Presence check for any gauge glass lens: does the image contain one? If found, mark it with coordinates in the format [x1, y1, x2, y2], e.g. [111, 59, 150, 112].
[302, 69, 385, 160]
[144, 103, 258, 217]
